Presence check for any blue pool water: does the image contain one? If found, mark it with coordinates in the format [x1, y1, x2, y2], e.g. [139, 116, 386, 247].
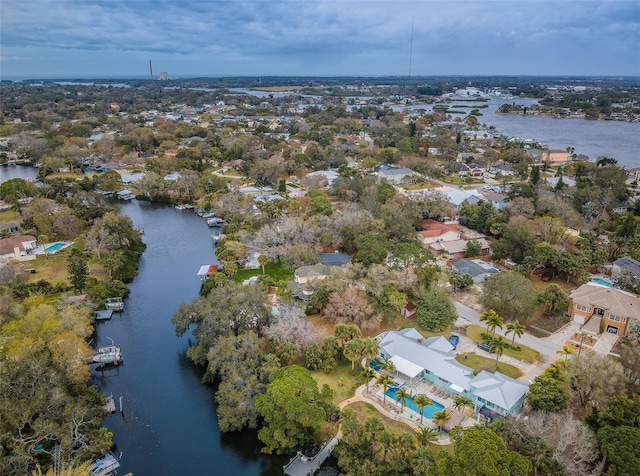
[591, 278, 613, 287]
[45, 242, 68, 253]
[385, 389, 445, 418]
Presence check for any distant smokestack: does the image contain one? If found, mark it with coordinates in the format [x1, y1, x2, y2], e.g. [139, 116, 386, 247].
[149, 59, 153, 79]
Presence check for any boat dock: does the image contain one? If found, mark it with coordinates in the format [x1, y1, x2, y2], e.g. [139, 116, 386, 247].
[283, 433, 341, 476]
[95, 310, 114, 321]
[104, 394, 116, 413]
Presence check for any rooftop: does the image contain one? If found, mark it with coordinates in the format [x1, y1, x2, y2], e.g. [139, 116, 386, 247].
[570, 282, 640, 319]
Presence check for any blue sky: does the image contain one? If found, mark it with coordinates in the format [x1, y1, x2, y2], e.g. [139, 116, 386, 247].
[1, 0, 639, 79]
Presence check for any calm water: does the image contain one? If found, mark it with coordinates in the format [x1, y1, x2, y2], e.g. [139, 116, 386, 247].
[90, 201, 285, 476]
[478, 98, 640, 169]
[393, 97, 640, 169]
[0, 165, 38, 183]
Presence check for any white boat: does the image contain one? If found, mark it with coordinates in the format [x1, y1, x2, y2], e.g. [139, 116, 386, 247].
[105, 297, 124, 311]
[92, 338, 123, 366]
[89, 452, 120, 475]
[212, 234, 222, 243]
[207, 217, 225, 227]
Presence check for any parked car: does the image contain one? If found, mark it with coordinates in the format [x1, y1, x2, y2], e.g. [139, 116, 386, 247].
[449, 334, 460, 349]
[477, 342, 492, 352]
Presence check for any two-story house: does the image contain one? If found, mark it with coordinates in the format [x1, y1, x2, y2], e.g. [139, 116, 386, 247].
[569, 282, 640, 336]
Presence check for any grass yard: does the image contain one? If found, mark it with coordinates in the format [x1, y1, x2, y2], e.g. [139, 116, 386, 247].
[311, 360, 361, 404]
[343, 401, 414, 433]
[18, 251, 108, 285]
[233, 261, 293, 283]
[18, 252, 70, 284]
[455, 352, 522, 379]
[466, 325, 540, 362]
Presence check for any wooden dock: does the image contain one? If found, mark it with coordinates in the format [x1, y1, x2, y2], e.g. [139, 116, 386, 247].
[283, 432, 341, 476]
[104, 394, 116, 413]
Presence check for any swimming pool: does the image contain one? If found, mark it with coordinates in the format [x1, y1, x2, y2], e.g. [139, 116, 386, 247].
[591, 277, 613, 287]
[385, 388, 445, 418]
[45, 242, 70, 253]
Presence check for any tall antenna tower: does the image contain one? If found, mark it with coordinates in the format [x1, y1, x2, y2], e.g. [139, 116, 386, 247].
[149, 59, 153, 79]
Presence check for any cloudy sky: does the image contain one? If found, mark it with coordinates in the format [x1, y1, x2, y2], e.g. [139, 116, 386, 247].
[1, 0, 639, 79]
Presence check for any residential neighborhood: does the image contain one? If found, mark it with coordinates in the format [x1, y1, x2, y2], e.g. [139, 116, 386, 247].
[1, 76, 640, 476]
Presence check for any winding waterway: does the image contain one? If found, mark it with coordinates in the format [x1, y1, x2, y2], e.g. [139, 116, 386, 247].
[89, 201, 285, 475]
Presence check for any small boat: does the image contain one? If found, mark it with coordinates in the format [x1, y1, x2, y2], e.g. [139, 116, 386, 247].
[89, 452, 121, 475]
[212, 234, 223, 243]
[175, 204, 185, 210]
[92, 338, 123, 367]
[207, 217, 225, 227]
[105, 297, 124, 311]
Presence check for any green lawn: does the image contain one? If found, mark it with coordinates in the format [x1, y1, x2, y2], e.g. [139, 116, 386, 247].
[466, 325, 540, 363]
[455, 352, 522, 379]
[311, 360, 361, 404]
[233, 261, 293, 283]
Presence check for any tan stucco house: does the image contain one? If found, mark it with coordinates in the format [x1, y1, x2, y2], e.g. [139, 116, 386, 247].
[569, 283, 640, 336]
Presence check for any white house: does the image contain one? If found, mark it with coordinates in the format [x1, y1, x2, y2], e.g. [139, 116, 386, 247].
[378, 329, 528, 417]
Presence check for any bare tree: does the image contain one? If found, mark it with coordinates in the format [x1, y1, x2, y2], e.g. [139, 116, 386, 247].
[266, 303, 319, 350]
[525, 411, 604, 476]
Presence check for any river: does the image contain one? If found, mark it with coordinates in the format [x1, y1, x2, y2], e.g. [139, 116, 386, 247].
[89, 200, 285, 476]
[392, 97, 640, 169]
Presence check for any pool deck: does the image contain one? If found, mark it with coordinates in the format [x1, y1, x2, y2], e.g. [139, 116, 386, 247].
[31, 241, 73, 255]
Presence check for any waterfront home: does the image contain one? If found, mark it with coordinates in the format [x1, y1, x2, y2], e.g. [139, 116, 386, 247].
[569, 282, 640, 336]
[377, 329, 529, 418]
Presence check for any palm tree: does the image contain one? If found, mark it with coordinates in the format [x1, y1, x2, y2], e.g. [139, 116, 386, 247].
[380, 357, 396, 376]
[490, 336, 509, 371]
[395, 387, 411, 413]
[416, 426, 439, 445]
[557, 345, 573, 362]
[487, 312, 504, 337]
[479, 309, 503, 335]
[453, 395, 472, 415]
[506, 320, 525, 347]
[258, 254, 269, 274]
[360, 368, 376, 394]
[432, 409, 450, 432]
[343, 338, 363, 371]
[413, 394, 433, 424]
[411, 445, 435, 474]
[377, 373, 393, 404]
[360, 337, 379, 367]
